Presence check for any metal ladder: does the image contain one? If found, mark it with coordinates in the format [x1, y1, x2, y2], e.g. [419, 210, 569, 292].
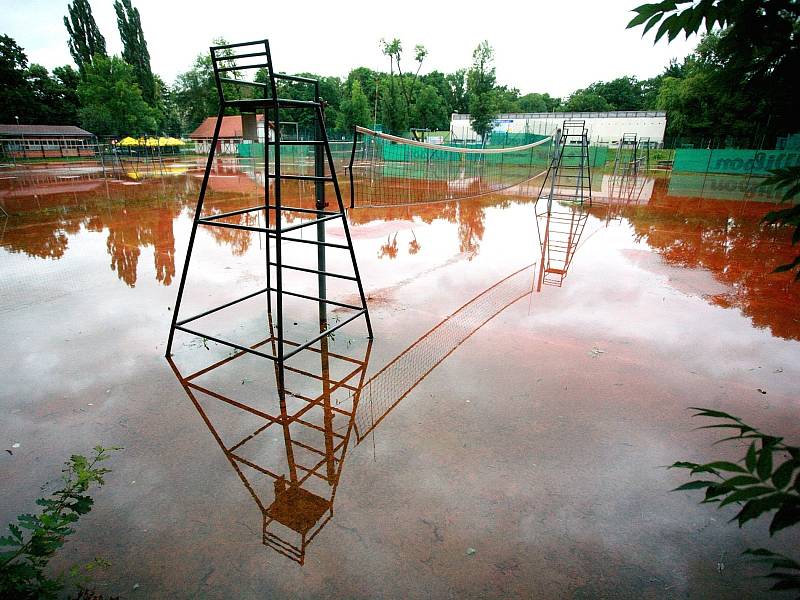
[535, 201, 589, 289]
[166, 39, 372, 377]
[612, 132, 640, 178]
[538, 119, 593, 207]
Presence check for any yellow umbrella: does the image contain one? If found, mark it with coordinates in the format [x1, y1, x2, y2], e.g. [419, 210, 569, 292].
[145, 137, 159, 147]
[119, 136, 139, 146]
[166, 137, 185, 146]
[158, 137, 170, 146]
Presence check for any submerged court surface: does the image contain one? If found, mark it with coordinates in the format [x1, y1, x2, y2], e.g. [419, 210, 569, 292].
[1, 162, 799, 598]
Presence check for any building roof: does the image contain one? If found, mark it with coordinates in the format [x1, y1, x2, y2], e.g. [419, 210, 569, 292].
[0, 124, 94, 137]
[189, 115, 272, 139]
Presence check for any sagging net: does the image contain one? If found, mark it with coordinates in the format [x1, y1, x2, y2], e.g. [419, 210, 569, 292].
[347, 127, 553, 207]
[353, 264, 534, 442]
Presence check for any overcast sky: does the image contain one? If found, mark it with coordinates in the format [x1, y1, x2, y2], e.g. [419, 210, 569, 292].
[6, 0, 700, 98]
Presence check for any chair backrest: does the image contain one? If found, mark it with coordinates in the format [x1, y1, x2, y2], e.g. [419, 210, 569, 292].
[210, 39, 276, 106]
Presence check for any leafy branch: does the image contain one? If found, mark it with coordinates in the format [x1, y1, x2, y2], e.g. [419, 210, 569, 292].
[627, 0, 728, 43]
[761, 166, 800, 280]
[670, 408, 800, 594]
[0, 445, 121, 599]
[744, 549, 800, 594]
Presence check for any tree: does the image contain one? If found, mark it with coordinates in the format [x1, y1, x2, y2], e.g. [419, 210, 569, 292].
[0, 36, 79, 125]
[26, 64, 80, 124]
[77, 55, 158, 136]
[380, 38, 428, 133]
[64, 0, 107, 73]
[411, 84, 448, 131]
[420, 70, 452, 119]
[174, 39, 241, 133]
[0, 35, 33, 123]
[446, 69, 469, 114]
[627, 0, 800, 139]
[466, 41, 496, 142]
[174, 52, 217, 132]
[346, 67, 379, 106]
[493, 85, 521, 113]
[52, 65, 81, 115]
[338, 80, 371, 132]
[589, 76, 645, 110]
[517, 92, 557, 113]
[379, 76, 408, 134]
[114, 0, 155, 105]
[154, 75, 182, 136]
[562, 89, 609, 112]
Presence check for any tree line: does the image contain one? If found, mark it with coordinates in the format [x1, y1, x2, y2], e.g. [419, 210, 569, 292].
[0, 0, 796, 145]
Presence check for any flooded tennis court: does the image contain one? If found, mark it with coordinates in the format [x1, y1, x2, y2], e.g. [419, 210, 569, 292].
[1, 160, 799, 598]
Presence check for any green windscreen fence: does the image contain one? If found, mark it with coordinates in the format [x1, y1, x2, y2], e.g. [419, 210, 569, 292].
[236, 142, 352, 169]
[673, 148, 800, 175]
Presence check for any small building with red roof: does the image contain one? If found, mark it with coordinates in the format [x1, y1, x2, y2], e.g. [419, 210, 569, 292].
[189, 115, 274, 154]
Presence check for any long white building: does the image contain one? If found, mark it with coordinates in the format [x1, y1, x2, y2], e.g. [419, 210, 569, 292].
[451, 111, 667, 146]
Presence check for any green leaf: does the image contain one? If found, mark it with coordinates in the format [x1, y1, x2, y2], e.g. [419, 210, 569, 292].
[0, 549, 20, 561]
[703, 484, 727, 500]
[70, 496, 94, 515]
[713, 433, 762, 446]
[672, 480, 717, 491]
[719, 486, 774, 507]
[768, 576, 800, 591]
[642, 13, 663, 36]
[689, 407, 739, 420]
[628, 9, 656, 28]
[746, 442, 757, 472]
[9, 523, 24, 541]
[705, 461, 748, 473]
[721, 475, 762, 487]
[772, 460, 796, 489]
[734, 496, 786, 527]
[757, 448, 774, 481]
[698, 423, 753, 434]
[770, 503, 800, 535]
[668, 461, 700, 470]
[744, 547, 783, 558]
[0, 535, 21, 547]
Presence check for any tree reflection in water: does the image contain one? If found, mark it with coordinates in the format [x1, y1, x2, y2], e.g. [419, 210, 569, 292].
[594, 193, 800, 341]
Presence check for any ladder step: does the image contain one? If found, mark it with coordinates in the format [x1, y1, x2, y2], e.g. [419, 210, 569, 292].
[196, 219, 269, 233]
[224, 98, 320, 110]
[268, 261, 357, 281]
[281, 236, 350, 249]
[284, 310, 368, 360]
[279, 213, 342, 234]
[200, 204, 338, 221]
[217, 63, 269, 72]
[197, 213, 341, 234]
[267, 174, 333, 182]
[267, 287, 363, 311]
[268, 205, 337, 216]
[223, 51, 265, 60]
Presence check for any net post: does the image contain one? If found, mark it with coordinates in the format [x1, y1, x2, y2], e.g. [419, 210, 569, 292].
[348, 126, 359, 209]
[314, 82, 328, 328]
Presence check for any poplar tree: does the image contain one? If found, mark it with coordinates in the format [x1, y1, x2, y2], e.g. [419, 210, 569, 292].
[467, 41, 497, 143]
[114, 0, 155, 105]
[63, 0, 107, 74]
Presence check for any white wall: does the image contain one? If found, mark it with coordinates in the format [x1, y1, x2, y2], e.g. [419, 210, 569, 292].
[451, 111, 667, 146]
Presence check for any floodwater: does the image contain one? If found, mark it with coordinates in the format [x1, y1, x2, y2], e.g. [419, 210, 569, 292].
[1, 160, 799, 599]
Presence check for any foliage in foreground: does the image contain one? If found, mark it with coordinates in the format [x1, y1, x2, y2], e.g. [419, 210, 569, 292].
[671, 408, 800, 594]
[761, 166, 800, 280]
[0, 446, 120, 599]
